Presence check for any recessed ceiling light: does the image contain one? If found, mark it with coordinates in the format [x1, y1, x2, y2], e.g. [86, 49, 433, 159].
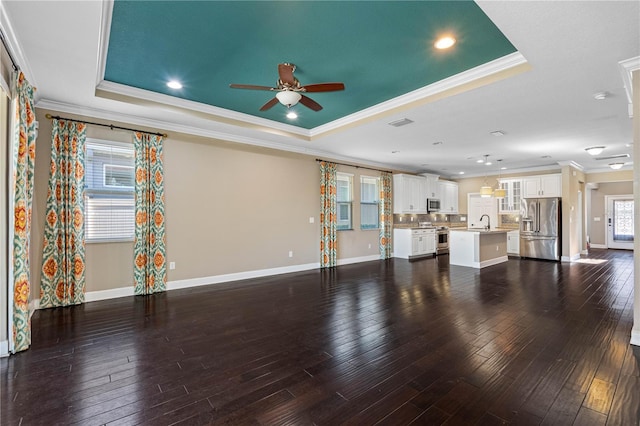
[476, 159, 484, 163]
[593, 92, 608, 100]
[485, 161, 492, 166]
[167, 80, 183, 89]
[458, 171, 465, 175]
[490, 130, 505, 137]
[391, 150, 400, 154]
[501, 167, 507, 170]
[286, 111, 298, 119]
[585, 146, 605, 155]
[609, 163, 624, 169]
[541, 155, 551, 159]
[435, 36, 456, 49]
[433, 141, 443, 145]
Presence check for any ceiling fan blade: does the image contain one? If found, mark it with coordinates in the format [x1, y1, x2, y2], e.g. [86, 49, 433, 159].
[301, 82, 345, 93]
[230, 84, 276, 91]
[259, 97, 279, 111]
[299, 95, 323, 111]
[278, 63, 296, 86]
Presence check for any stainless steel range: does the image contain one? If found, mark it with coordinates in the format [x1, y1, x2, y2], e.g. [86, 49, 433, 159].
[436, 227, 449, 255]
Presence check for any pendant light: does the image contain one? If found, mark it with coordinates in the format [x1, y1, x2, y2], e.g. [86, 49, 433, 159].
[493, 161, 506, 198]
[479, 155, 494, 197]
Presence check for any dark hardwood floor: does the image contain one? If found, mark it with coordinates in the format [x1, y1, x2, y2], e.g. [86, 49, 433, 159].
[2, 249, 638, 425]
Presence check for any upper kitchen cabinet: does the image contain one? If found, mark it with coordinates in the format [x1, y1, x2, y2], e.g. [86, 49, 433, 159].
[438, 180, 459, 214]
[498, 178, 521, 213]
[421, 173, 440, 199]
[522, 174, 562, 198]
[393, 174, 428, 214]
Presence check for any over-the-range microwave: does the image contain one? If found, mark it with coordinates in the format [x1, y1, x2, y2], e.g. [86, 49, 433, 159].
[427, 198, 441, 212]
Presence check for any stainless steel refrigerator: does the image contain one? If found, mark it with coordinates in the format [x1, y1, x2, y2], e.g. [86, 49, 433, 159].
[520, 197, 561, 261]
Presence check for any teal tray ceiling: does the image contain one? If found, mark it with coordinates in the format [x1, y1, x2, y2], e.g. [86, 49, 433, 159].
[105, 1, 516, 130]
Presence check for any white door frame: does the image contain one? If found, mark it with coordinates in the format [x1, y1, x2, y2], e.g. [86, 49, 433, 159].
[605, 194, 634, 250]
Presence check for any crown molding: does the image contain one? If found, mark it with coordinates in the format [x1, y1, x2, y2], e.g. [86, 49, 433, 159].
[95, 0, 113, 87]
[557, 160, 584, 171]
[95, 80, 311, 138]
[619, 56, 640, 118]
[34, 98, 398, 172]
[0, 1, 37, 90]
[309, 52, 529, 138]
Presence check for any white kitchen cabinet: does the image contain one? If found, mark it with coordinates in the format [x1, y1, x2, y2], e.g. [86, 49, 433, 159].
[393, 174, 427, 214]
[394, 228, 436, 259]
[467, 194, 498, 229]
[507, 230, 520, 255]
[498, 179, 522, 213]
[522, 174, 561, 198]
[421, 173, 440, 199]
[438, 180, 459, 214]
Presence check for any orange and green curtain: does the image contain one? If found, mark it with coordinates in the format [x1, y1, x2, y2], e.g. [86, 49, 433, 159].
[11, 72, 37, 353]
[379, 172, 392, 259]
[133, 132, 166, 295]
[320, 161, 337, 268]
[40, 119, 87, 308]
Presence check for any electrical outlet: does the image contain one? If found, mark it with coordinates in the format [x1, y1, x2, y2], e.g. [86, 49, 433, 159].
[368, 244, 371, 249]
[309, 217, 314, 223]
[496, 246, 499, 251]
[288, 251, 293, 258]
[169, 262, 176, 270]
[410, 216, 414, 222]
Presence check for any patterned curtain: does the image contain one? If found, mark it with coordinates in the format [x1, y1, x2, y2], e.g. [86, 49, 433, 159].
[379, 172, 392, 259]
[133, 132, 166, 295]
[40, 119, 87, 308]
[11, 72, 37, 352]
[320, 161, 337, 268]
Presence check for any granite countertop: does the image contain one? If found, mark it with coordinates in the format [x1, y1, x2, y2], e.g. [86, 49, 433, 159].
[450, 228, 510, 234]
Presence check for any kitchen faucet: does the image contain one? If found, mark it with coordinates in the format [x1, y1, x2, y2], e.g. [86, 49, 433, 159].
[479, 214, 491, 230]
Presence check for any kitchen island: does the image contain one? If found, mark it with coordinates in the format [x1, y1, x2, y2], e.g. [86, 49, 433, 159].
[449, 228, 509, 269]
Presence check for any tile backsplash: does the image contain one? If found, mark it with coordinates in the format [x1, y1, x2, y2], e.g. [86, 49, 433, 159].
[393, 213, 520, 229]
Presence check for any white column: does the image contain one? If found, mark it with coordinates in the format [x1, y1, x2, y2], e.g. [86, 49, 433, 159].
[632, 69, 640, 346]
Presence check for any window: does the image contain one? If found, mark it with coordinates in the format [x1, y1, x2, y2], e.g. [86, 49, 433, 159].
[336, 173, 353, 230]
[85, 139, 135, 242]
[360, 176, 379, 229]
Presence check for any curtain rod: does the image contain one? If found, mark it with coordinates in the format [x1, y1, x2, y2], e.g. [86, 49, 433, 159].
[315, 158, 392, 174]
[45, 114, 168, 138]
[0, 29, 19, 71]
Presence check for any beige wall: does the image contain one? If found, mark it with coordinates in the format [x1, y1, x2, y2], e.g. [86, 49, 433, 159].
[561, 165, 586, 259]
[30, 108, 384, 297]
[588, 182, 634, 246]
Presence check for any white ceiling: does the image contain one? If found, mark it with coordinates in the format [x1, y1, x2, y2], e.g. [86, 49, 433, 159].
[2, 0, 639, 178]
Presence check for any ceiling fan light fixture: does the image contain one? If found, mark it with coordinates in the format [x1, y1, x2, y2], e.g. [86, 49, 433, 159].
[585, 146, 605, 156]
[609, 162, 624, 170]
[276, 90, 302, 107]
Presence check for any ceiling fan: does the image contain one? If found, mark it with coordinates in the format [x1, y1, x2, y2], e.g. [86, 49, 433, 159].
[229, 63, 345, 112]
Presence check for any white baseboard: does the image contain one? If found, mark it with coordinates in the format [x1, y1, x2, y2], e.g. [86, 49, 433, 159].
[561, 253, 581, 263]
[85, 286, 134, 302]
[336, 254, 381, 266]
[29, 298, 40, 316]
[168, 262, 320, 291]
[479, 256, 509, 269]
[590, 244, 607, 249]
[0, 340, 8, 358]
[631, 328, 640, 347]
[39, 256, 382, 305]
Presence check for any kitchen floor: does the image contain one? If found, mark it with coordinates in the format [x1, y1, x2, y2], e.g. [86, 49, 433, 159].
[1, 249, 637, 425]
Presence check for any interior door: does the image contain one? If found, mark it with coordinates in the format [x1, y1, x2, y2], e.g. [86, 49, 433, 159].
[606, 195, 634, 250]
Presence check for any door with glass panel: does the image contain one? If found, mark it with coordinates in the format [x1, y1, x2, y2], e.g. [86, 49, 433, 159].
[606, 195, 634, 250]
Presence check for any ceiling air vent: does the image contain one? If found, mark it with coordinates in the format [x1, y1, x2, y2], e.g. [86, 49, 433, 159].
[388, 118, 414, 127]
[595, 154, 630, 160]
